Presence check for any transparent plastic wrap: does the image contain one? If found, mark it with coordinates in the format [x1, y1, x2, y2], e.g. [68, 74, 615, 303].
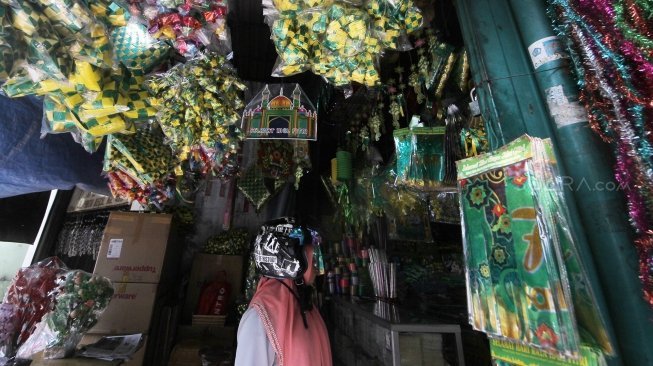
[137, 0, 231, 58]
[392, 126, 446, 191]
[365, 0, 423, 51]
[376, 163, 432, 242]
[106, 169, 171, 207]
[425, 40, 456, 91]
[263, 0, 335, 17]
[0, 0, 115, 98]
[530, 139, 615, 354]
[0, 5, 17, 82]
[428, 190, 460, 224]
[104, 131, 175, 208]
[456, 135, 614, 358]
[40, 66, 157, 152]
[0, 304, 17, 359]
[146, 52, 245, 166]
[323, 4, 368, 58]
[270, 15, 313, 77]
[16, 270, 114, 360]
[106, 126, 178, 186]
[0, 258, 68, 360]
[109, 18, 171, 73]
[311, 37, 381, 87]
[83, 0, 132, 27]
[237, 165, 284, 212]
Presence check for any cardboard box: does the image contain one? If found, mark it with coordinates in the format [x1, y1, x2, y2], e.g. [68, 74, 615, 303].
[94, 212, 176, 284]
[79, 334, 148, 366]
[183, 254, 244, 323]
[90, 283, 158, 334]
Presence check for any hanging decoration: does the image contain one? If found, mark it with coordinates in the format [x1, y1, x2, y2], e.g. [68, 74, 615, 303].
[55, 211, 111, 260]
[129, 0, 230, 58]
[292, 140, 312, 189]
[205, 228, 250, 256]
[147, 53, 246, 165]
[458, 135, 614, 357]
[237, 165, 284, 212]
[241, 84, 318, 140]
[257, 140, 294, 180]
[263, 0, 423, 87]
[0, 0, 173, 153]
[104, 125, 178, 207]
[548, 0, 653, 306]
[393, 126, 446, 190]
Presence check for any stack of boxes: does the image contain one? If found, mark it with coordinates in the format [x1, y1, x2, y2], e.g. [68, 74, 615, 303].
[85, 212, 180, 366]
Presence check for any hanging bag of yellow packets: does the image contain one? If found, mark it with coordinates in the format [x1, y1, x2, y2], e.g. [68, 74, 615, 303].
[366, 0, 423, 51]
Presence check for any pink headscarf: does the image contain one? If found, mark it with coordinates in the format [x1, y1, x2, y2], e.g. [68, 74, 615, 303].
[249, 246, 332, 366]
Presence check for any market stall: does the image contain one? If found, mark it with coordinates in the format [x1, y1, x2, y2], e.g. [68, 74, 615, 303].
[0, 0, 651, 365]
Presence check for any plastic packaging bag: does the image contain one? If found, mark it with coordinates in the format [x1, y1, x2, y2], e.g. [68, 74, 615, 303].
[0, 304, 18, 359]
[457, 135, 614, 357]
[0, 258, 68, 356]
[366, 0, 422, 51]
[16, 270, 114, 360]
[146, 53, 245, 164]
[393, 126, 446, 190]
[136, 0, 231, 58]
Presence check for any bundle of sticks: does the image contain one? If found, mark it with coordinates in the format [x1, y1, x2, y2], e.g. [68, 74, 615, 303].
[367, 247, 397, 300]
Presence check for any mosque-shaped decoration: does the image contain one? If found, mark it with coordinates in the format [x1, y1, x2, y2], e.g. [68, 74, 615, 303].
[242, 84, 317, 140]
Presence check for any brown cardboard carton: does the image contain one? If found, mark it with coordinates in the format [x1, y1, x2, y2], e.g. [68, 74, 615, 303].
[183, 254, 244, 323]
[94, 212, 176, 284]
[89, 283, 157, 334]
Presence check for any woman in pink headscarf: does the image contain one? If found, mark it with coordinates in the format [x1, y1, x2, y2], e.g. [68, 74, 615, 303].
[235, 219, 331, 366]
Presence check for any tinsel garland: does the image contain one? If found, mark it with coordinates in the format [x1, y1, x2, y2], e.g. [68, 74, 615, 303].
[548, 0, 653, 306]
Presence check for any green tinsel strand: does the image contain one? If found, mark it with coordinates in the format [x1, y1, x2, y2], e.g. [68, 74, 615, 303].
[613, 0, 653, 51]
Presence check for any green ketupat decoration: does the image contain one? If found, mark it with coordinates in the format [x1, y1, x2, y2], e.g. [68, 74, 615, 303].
[147, 53, 246, 168]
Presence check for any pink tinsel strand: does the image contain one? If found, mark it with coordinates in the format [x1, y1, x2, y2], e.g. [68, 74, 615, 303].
[615, 144, 652, 232]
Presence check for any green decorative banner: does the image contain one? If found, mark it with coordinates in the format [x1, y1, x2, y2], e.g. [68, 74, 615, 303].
[490, 339, 606, 366]
[456, 135, 534, 179]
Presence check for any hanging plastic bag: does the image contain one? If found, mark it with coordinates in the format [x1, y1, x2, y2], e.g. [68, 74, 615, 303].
[393, 126, 446, 190]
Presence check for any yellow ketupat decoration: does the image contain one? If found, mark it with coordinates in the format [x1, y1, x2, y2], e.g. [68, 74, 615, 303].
[87, 0, 131, 27]
[146, 53, 246, 167]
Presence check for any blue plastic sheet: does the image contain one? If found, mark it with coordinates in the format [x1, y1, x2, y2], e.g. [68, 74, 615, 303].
[0, 95, 108, 198]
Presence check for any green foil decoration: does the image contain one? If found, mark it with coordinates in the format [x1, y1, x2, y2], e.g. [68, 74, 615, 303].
[393, 127, 446, 190]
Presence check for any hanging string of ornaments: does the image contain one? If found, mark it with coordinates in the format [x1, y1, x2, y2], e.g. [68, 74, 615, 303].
[548, 0, 653, 306]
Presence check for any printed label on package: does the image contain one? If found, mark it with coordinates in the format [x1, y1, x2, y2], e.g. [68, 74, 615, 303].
[107, 239, 123, 259]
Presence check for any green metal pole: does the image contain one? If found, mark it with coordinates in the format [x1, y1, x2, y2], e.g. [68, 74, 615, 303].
[454, 0, 556, 147]
[507, 1, 653, 364]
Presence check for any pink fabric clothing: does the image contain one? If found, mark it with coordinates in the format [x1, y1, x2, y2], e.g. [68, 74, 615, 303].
[249, 278, 332, 366]
[248, 245, 331, 366]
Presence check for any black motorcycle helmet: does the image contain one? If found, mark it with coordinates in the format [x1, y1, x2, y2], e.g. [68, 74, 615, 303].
[253, 217, 310, 280]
